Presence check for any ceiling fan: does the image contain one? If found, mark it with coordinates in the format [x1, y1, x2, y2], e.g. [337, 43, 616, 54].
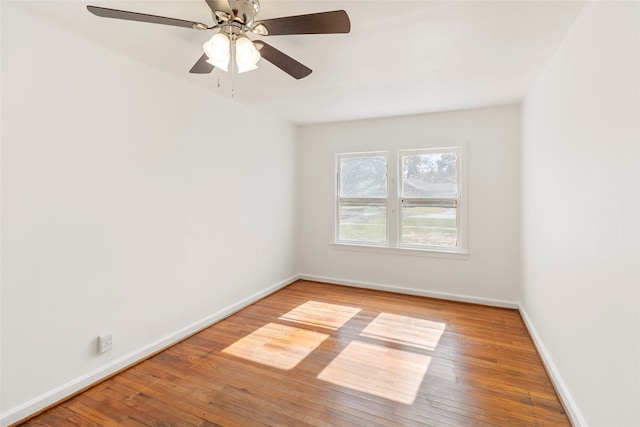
[87, 0, 351, 79]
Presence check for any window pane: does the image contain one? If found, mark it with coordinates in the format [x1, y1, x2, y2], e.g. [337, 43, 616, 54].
[402, 152, 458, 198]
[339, 203, 386, 243]
[401, 205, 457, 247]
[340, 156, 387, 198]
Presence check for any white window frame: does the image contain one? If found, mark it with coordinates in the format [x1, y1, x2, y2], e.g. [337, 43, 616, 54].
[335, 152, 388, 246]
[398, 147, 464, 252]
[334, 145, 468, 257]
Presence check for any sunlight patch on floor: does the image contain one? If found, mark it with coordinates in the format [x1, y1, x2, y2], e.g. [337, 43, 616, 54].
[360, 312, 446, 350]
[222, 323, 329, 370]
[317, 340, 432, 404]
[279, 301, 361, 330]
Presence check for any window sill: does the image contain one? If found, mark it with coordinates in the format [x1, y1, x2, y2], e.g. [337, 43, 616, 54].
[331, 242, 469, 259]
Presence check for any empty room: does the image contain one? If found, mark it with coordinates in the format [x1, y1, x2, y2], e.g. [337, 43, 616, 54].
[1, 1, 638, 426]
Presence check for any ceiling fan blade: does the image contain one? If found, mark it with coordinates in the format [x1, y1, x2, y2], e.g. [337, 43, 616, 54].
[189, 54, 215, 74]
[254, 10, 350, 36]
[257, 41, 312, 79]
[87, 5, 209, 29]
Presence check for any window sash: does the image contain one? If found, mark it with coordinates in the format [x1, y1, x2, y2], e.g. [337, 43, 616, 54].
[337, 199, 388, 244]
[337, 153, 388, 199]
[399, 200, 459, 249]
[399, 148, 460, 200]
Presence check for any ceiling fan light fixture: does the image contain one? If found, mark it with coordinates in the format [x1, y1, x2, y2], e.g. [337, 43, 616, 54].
[235, 36, 261, 73]
[203, 32, 231, 71]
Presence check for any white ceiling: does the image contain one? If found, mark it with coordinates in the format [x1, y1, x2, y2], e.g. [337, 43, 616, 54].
[12, 0, 586, 124]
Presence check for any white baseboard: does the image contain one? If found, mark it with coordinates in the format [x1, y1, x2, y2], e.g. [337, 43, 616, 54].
[518, 305, 586, 427]
[1, 274, 299, 427]
[299, 274, 519, 309]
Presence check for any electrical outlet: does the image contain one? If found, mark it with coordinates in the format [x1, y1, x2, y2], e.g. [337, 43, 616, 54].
[98, 332, 113, 353]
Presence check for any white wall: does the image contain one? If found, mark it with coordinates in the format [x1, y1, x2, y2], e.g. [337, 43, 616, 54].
[4, 1, 637, 425]
[521, 2, 639, 426]
[299, 105, 521, 305]
[1, 3, 298, 424]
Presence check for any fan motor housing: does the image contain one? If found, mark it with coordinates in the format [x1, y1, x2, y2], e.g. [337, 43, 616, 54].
[211, 0, 260, 27]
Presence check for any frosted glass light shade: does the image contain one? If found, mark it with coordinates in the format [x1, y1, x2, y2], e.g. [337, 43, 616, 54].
[203, 32, 230, 71]
[235, 36, 260, 73]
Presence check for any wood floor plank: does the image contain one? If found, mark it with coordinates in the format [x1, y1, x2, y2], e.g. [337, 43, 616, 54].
[18, 280, 569, 426]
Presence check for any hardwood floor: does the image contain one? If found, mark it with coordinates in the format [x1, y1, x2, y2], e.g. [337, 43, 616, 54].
[20, 280, 570, 426]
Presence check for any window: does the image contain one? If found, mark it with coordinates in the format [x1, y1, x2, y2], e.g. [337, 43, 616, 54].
[335, 147, 466, 254]
[336, 153, 387, 244]
[399, 148, 460, 249]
